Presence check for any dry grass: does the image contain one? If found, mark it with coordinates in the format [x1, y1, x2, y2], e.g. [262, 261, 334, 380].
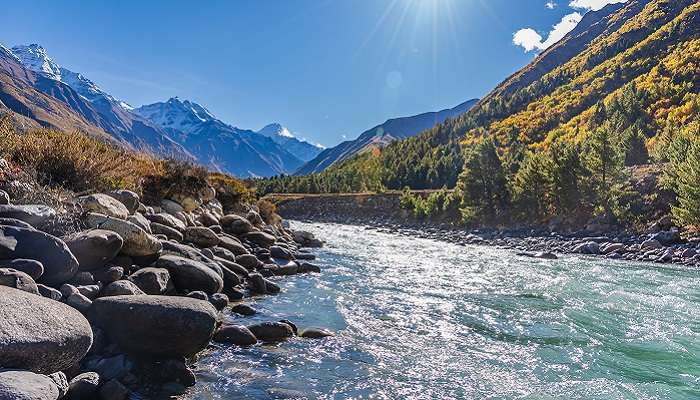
[256, 198, 281, 225]
[209, 172, 254, 213]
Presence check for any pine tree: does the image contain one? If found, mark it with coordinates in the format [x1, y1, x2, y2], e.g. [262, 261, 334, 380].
[672, 140, 700, 226]
[583, 124, 625, 213]
[513, 150, 551, 220]
[455, 138, 509, 221]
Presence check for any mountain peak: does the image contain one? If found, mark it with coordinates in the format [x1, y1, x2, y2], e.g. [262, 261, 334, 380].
[135, 98, 217, 134]
[258, 123, 295, 139]
[11, 43, 62, 80]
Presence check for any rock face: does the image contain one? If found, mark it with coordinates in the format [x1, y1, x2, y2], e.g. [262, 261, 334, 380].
[0, 370, 60, 400]
[0, 204, 56, 227]
[87, 295, 218, 357]
[0, 286, 93, 374]
[77, 194, 129, 219]
[84, 213, 161, 257]
[0, 225, 79, 286]
[64, 229, 123, 270]
[156, 255, 223, 295]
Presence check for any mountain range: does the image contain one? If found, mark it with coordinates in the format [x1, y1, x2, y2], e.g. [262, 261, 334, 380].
[296, 99, 478, 175]
[0, 44, 325, 177]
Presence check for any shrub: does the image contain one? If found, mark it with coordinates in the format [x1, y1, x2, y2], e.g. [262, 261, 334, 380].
[256, 199, 281, 225]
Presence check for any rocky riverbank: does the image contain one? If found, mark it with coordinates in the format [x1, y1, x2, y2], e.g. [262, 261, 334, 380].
[0, 178, 329, 399]
[287, 212, 700, 268]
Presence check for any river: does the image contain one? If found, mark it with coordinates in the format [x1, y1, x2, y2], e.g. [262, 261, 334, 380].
[184, 221, 700, 399]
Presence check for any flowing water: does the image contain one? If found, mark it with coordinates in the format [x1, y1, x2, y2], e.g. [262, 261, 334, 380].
[185, 222, 700, 399]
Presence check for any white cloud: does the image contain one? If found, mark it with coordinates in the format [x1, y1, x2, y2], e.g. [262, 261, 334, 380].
[546, 1, 557, 9]
[513, 12, 583, 52]
[569, 0, 627, 11]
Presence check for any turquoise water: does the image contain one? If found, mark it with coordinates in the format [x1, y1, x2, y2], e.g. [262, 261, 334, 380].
[185, 222, 700, 399]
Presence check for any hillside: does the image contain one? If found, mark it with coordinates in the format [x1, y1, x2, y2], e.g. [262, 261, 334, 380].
[296, 99, 478, 175]
[258, 0, 700, 230]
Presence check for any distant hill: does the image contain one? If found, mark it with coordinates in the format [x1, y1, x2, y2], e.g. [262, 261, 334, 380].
[296, 99, 478, 175]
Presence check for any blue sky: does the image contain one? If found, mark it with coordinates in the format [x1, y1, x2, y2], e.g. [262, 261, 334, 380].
[0, 0, 624, 147]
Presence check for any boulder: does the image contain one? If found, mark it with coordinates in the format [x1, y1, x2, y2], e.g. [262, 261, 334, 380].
[220, 214, 254, 235]
[572, 241, 600, 255]
[101, 280, 145, 296]
[161, 241, 223, 277]
[246, 211, 263, 226]
[0, 217, 33, 229]
[92, 266, 124, 284]
[231, 304, 256, 316]
[270, 245, 294, 260]
[0, 370, 60, 400]
[107, 190, 140, 214]
[209, 293, 229, 310]
[85, 213, 162, 258]
[87, 295, 218, 357]
[66, 372, 101, 400]
[77, 194, 129, 219]
[247, 322, 294, 342]
[300, 327, 334, 339]
[299, 262, 321, 273]
[217, 235, 249, 256]
[150, 222, 184, 242]
[213, 325, 257, 346]
[69, 271, 95, 286]
[98, 379, 129, 400]
[156, 255, 223, 295]
[160, 199, 184, 215]
[0, 225, 78, 286]
[292, 230, 323, 248]
[0, 204, 56, 227]
[642, 239, 663, 250]
[37, 284, 62, 301]
[146, 213, 186, 231]
[0, 268, 38, 294]
[126, 213, 152, 233]
[48, 372, 68, 399]
[129, 267, 171, 295]
[0, 259, 43, 280]
[236, 254, 261, 271]
[246, 272, 267, 294]
[168, 194, 200, 212]
[64, 229, 124, 271]
[651, 230, 682, 246]
[77, 284, 101, 300]
[184, 227, 220, 247]
[65, 292, 92, 314]
[0, 286, 93, 373]
[243, 231, 276, 248]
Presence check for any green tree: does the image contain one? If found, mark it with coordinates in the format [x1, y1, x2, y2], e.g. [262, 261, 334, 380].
[583, 124, 625, 213]
[513, 150, 551, 220]
[672, 140, 700, 227]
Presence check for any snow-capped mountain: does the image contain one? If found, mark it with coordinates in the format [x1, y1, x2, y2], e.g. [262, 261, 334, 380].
[6, 44, 190, 159]
[257, 123, 323, 162]
[135, 98, 307, 177]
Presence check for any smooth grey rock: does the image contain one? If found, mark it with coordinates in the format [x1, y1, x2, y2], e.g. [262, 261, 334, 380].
[270, 245, 294, 260]
[0, 259, 43, 280]
[0, 268, 38, 294]
[107, 190, 140, 214]
[299, 262, 321, 273]
[65, 292, 92, 313]
[0, 286, 93, 373]
[213, 325, 257, 346]
[230, 303, 256, 316]
[0, 225, 78, 286]
[247, 322, 294, 342]
[220, 214, 253, 235]
[217, 235, 249, 256]
[0, 370, 60, 400]
[246, 272, 266, 294]
[150, 222, 183, 242]
[160, 199, 184, 215]
[66, 372, 100, 400]
[160, 241, 223, 277]
[77, 194, 129, 219]
[126, 213, 151, 234]
[156, 255, 223, 295]
[184, 227, 220, 248]
[37, 284, 62, 301]
[209, 293, 228, 311]
[88, 295, 218, 357]
[129, 267, 171, 295]
[77, 284, 101, 300]
[84, 213, 162, 258]
[236, 254, 261, 271]
[0, 204, 56, 227]
[300, 327, 334, 338]
[47, 372, 67, 398]
[145, 213, 185, 231]
[0, 217, 33, 229]
[64, 229, 123, 271]
[92, 266, 124, 284]
[243, 231, 276, 248]
[186, 290, 208, 301]
[101, 280, 145, 296]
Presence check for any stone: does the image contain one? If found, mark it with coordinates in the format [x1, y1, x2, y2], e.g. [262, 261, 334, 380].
[572, 241, 600, 255]
[150, 222, 184, 241]
[247, 322, 295, 342]
[275, 262, 298, 276]
[231, 303, 256, 316]
[236, 254, 261, 271]
[220, 214, 254, 235]
[270, 245, 294, 260]
[160, 199, 184, 215]
[129, 267, 171, 295]
[652, 230, 682, 245]
[295, 252, 316, 260]
[65, 292, 92, 313]
[88, 295, 218, 357]
[85, 213, 162, 258]
[243, 231, 276, 248]
[246, 272, 267, 294]
[300, 327, 334, 339]
[146, 213, 186, 231]
[89, 354, 133, 381]
[98, 379, 129, 400]
[0, 286, 93, 373]
[77, 284, 101, 300]
[198, 211, 219, 227]
[161, 241, 223, 277]
[0, 370, 60, 400]
[0, 259, 43, 280]
[0, 217, 34, 229]
[156, 255, 223, 295]
[299, 262, 321, 273]
[126, 213, 152, 233]
[217, 235, 249, 256]
[0, 268, 38, 294]
[77, 194, 129, 219]
[533, 252, 558, 260]
[215, 257, 248, 278]
[208, 246, 237, 262]
[66, 372, 101, 400]
[264, 278, 281, 294]
[48, 372, 68, 398]
[102, 280, 145, 296]
[602, 243, 625, 255]
[642, 239, 663, 250]
[69, 271, 95, 286]
[0, 225, 78, 286]
[37, 284, 62, 301]
[0, 204, 56, 227]
[682, 248, 697, 258]
[184, 226, 220, 247]
[186, 290, 208, 301]
[293, 230, 323, 247]
[213, 325, 257, 346]
[107, 190, 140, 214]
[209, 293, 229, 310]
[92, 266, 124, 284]
[246, 210, 263, 226]
[226, 287, 245, 301]
[64, 229, 124, 270]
